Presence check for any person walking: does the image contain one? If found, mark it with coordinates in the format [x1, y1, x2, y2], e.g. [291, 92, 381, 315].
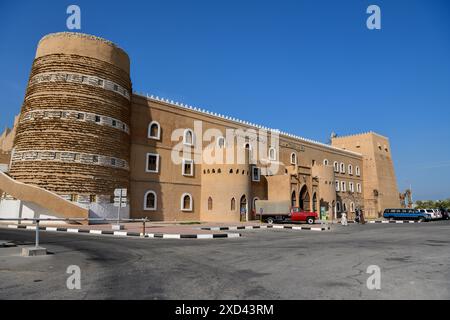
[360, 210, 366, 224]
[341, 212, 348, 226]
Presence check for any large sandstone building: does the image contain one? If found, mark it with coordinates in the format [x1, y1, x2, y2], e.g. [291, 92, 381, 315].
[0, 32, 400, 222]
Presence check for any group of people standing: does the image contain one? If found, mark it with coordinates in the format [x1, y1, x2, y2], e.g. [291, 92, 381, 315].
[341, 209, 365, 226]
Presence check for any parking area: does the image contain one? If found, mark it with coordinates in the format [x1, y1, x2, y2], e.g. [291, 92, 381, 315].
[0, 220, 449, 299]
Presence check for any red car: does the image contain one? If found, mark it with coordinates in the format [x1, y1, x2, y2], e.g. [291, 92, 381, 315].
[265, 207, 318, 225]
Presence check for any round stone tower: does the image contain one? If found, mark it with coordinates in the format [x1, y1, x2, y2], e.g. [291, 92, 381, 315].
[9, 32, 132, 204]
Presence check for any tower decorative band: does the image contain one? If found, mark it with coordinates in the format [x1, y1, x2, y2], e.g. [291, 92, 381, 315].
[9, 32, 132, 199]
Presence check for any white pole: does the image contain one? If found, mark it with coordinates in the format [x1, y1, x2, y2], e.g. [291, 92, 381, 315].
[117, 191, 122, 224]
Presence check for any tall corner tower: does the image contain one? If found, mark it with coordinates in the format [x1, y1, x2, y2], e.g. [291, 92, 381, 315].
[331, 132, 400, 218]
[9, 32, 132, 202]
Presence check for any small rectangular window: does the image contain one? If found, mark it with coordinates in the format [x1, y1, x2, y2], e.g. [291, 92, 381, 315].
[77, 113, 85, 120]
[111, 158, 116, 166]
[113, 84, 119, 91]
[98, 79, 104, 87]
[95, 115, 101, 123]
[252, 166, 261, 182]
[146, 153, 159, 173]
[182, 159, 194, 176]
[112, 120, 117, 127]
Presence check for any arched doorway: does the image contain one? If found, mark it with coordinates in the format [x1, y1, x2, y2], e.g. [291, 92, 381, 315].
[299, 185, 310, 211]
[291, 191, 297, 207]
[240, 195, 248, 222]
[312, 193, 317, 213]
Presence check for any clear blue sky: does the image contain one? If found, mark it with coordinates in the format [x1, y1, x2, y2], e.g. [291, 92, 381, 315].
[0, 0, 449, 200]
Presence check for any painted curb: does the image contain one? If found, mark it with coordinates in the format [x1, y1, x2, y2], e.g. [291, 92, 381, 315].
[201, 225, 331, 232]
[343, 220, 421, 224]
[4, 225, 241, 240]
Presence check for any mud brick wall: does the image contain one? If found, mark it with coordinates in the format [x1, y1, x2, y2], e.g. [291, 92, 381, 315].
[9, 34, 132, 198]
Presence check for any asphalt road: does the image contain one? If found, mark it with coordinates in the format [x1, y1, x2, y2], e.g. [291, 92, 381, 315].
[0, 221, 449, 300]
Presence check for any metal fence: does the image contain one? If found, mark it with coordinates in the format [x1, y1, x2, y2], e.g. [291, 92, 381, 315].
[0, 217, 150, 248]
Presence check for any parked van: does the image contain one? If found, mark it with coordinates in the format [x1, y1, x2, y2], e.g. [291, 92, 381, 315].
[383, 209, 432, 222]
[418, 209, 439, 220]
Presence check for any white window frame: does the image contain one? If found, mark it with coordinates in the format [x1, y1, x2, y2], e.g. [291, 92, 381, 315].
[350, 202, 355, 213]
[180, 193, 193, 212]
[341, 181, 347, 192]
[148, 121, 161, 140]
[334, 161, 339, 172]
[143, 190, 157, 211]
[335, 180, 340, 191]
[336, 201, 341, 212]
[357, 183, 362, 193]
[146, 153, 160, 173]
[323, 159, 329, 166]
[252, 166, 261, 182]
[290, 152, 297, 165]
[182, 159, 194, 176]
[348, 164, 353, 175]
[356, 166, 361, 176]
[183, 129, 195, 146]
[349, 182, 354, 193]
[268, 147, 277, 161]
[340, 162, 345, 173]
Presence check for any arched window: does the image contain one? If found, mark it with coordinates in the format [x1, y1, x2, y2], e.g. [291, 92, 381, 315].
[148, 121, 161, 140]
[348, 164, 353, 175]
[244, 143, 253, 161]
[183, 129, 194, 146]
[336, 201, 341, 212]
[349, 182, 354, 193]
[253, 197, 259, 212]
[231, 198, 236, 211]
[335, 180, 340, 191]
[217, 136, 225, 148]
[355, 166, 360, 176]
[343, 202, 347, 212]
[341, 181, 347, 192]
[268, 147, 276, 161]
[181, 193, 193, 211]
[334, 161, 339, 172]
[350, 202, 355, 212]
[291, 191, 297, 207]
[290, 152, 297, 165]
[323, 159, 329, 166]
[340, 162, 345, 173]
[144, 191, 157, 211]
[357, 183, 362, 193]
[208, 197, 213, 211]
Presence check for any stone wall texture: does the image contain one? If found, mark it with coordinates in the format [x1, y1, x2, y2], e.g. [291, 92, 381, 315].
[9, 33, 132, 198]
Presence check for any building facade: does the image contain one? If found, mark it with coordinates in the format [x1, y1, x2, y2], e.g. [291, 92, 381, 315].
[0, 32, 400, 222]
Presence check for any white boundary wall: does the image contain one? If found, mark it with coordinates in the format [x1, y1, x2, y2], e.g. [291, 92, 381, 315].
[0, 199, 130, 224]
